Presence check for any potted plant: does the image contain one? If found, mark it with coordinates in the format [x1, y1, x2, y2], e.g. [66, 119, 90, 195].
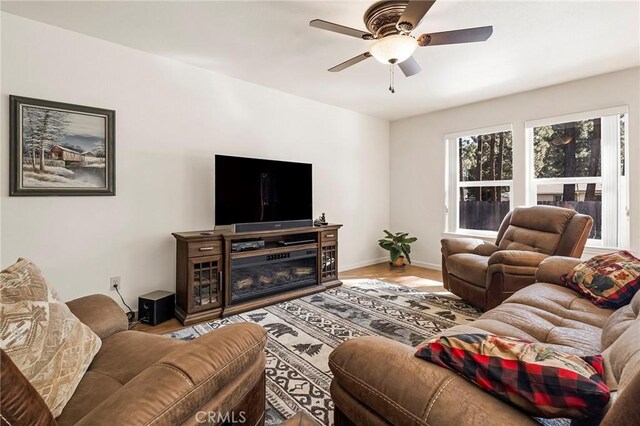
[378, 230, 417, 267]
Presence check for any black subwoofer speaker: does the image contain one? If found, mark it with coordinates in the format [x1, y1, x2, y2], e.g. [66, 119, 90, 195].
[138, 290, 175, 325]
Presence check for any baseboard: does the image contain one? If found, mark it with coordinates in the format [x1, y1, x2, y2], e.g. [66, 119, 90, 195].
[340, 258, 442, 272]
[341, 257, 388, 272]
[411, 260, 442, 271]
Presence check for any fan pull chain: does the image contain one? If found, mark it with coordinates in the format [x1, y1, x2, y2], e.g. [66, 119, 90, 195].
[389, 64, 395, 94]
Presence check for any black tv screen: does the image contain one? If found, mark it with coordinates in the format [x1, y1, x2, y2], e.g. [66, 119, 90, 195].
[215, 155, 312, 226]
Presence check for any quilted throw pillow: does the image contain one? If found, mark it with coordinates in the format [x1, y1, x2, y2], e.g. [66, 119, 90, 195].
[415, 334, 610, 418]
[562, 251, 640, 308]
[0, 259, 101, 417]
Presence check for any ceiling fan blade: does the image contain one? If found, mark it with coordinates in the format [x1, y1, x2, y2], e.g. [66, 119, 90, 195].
[398, 56, 422, 77]
[418, 26, 493, 46]
[310, 19, 373, 40]
[328, 52, 372, 72]
[397, 1, 437, 32]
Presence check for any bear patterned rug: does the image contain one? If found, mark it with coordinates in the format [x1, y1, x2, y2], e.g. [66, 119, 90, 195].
[167, 278, 482, 425]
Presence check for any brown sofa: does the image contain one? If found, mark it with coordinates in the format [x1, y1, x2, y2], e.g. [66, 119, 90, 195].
[441, 205, 592, 310]
[1, 294, 267, 425]
[329, 256, 640, 426]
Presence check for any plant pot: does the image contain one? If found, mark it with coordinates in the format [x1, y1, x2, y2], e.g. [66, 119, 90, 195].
[390, 256, 405, 268]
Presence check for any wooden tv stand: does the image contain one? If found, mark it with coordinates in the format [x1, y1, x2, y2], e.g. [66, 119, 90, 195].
[172, 224, 342, 325]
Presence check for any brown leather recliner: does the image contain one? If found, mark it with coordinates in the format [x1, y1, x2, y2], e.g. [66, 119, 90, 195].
[441, 205, 592, 310]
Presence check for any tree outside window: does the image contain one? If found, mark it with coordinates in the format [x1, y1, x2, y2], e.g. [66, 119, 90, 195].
[455, 130, 513, 232]
[529, 111, 628, 246]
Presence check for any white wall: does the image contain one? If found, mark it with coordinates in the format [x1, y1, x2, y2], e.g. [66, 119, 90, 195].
[0, 13, 390, 307]
[390, 67, 640, 269]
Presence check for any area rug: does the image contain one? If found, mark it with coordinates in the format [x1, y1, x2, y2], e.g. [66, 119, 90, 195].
[167, 278, 481, 425]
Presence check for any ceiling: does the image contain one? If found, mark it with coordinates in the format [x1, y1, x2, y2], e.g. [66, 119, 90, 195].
[2, 1, 639, 120]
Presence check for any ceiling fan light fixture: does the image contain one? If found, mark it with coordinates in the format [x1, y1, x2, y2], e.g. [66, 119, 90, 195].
[369, 34, 417, 64]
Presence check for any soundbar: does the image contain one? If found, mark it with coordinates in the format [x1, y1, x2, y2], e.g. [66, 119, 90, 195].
[233, 219, 313, 233]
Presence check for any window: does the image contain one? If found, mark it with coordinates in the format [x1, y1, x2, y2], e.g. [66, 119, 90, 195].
[526, 107, 628, 247]
[444, 107, 629, 249]
[446, 126, 513, 233]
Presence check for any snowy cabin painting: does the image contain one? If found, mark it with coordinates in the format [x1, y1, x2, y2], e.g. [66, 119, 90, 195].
[50, 145, 85, 162]
[10, 96, 115, 196]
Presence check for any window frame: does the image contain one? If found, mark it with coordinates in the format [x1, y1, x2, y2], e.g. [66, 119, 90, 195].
[443, 107, 629, 249]
[525, 106, 629, 248]
[445, 124, 514, 235]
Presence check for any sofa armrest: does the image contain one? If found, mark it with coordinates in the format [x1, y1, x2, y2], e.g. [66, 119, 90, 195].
[75, 323, 267, 426]
[536, 256, 581, 285]
[66, 294, 129, 340]
[329, 336, 537, 426]
[441, 238, 498, 257]
[485, 252, 549, 309]
[488, 250, 548, 267]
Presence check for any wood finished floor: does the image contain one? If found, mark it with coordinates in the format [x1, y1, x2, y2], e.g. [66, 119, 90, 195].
[135, 262, 443, 335]
[341, 262, 445, 292]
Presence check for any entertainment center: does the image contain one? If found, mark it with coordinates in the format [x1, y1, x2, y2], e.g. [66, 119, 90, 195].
[172, 154, 340, 325]
[172, 224, 341, 325]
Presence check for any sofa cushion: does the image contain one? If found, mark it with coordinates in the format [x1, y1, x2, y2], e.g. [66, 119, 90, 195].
[55, 331, 186, 423]
[415, 334, 610, 418]
[498, 227, 561, 255]
[434, 283, 614, 356]
[500, 283, 613, 329]
[330, 336, 538, 426]
[509, 205, 575, 234]
[88, 330, 186, 385]
[600, 290, 640, 391]
[0, 259, 101, 417]
[497, 206, 576, 255]
[446, 253, 489, 287]
[562, 251, 640, 308]
[601, 289, 640, 352]
[55, 370, 123, 426]
[599, 369, 640, 426]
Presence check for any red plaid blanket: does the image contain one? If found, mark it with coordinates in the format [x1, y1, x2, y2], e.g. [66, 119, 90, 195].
[415, 333, 610, 418]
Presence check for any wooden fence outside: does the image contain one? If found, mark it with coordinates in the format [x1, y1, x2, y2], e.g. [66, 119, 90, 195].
[537, 201, 601, 240]
[459, 201, 601, 240]
[459, 201, 511, 232]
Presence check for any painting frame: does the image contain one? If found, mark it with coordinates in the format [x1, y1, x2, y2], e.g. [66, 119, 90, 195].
[9, 95, 115, 196]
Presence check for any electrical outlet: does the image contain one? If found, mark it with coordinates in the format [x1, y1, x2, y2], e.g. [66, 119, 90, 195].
[110, 276, 121, 292]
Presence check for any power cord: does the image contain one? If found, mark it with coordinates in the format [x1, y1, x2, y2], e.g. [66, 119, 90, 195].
[114, 284, 137, 329]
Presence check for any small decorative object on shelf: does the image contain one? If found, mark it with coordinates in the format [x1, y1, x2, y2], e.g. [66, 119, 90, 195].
[378, 230, 417, 268]
[314, 213, 328, 226]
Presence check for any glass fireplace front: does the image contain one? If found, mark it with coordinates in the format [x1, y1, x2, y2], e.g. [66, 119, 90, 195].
[230, 248, 317, 304]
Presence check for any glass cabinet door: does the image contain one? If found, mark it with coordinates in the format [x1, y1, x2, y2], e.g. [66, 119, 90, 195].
[321, 242, 337, 282]
[188, 255, 223, 311]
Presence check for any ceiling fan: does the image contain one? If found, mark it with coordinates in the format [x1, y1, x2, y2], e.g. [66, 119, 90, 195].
[310, 0, 493, 92]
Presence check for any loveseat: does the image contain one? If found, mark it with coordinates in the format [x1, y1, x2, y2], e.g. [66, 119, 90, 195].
[1, 294, 267, 425]
[329, 257, 640, 426]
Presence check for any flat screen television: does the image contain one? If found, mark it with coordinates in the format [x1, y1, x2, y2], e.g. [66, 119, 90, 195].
[215, 155, 312, 227]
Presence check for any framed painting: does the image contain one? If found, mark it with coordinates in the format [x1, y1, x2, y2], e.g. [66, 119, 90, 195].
[9, 96, 115, 196]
